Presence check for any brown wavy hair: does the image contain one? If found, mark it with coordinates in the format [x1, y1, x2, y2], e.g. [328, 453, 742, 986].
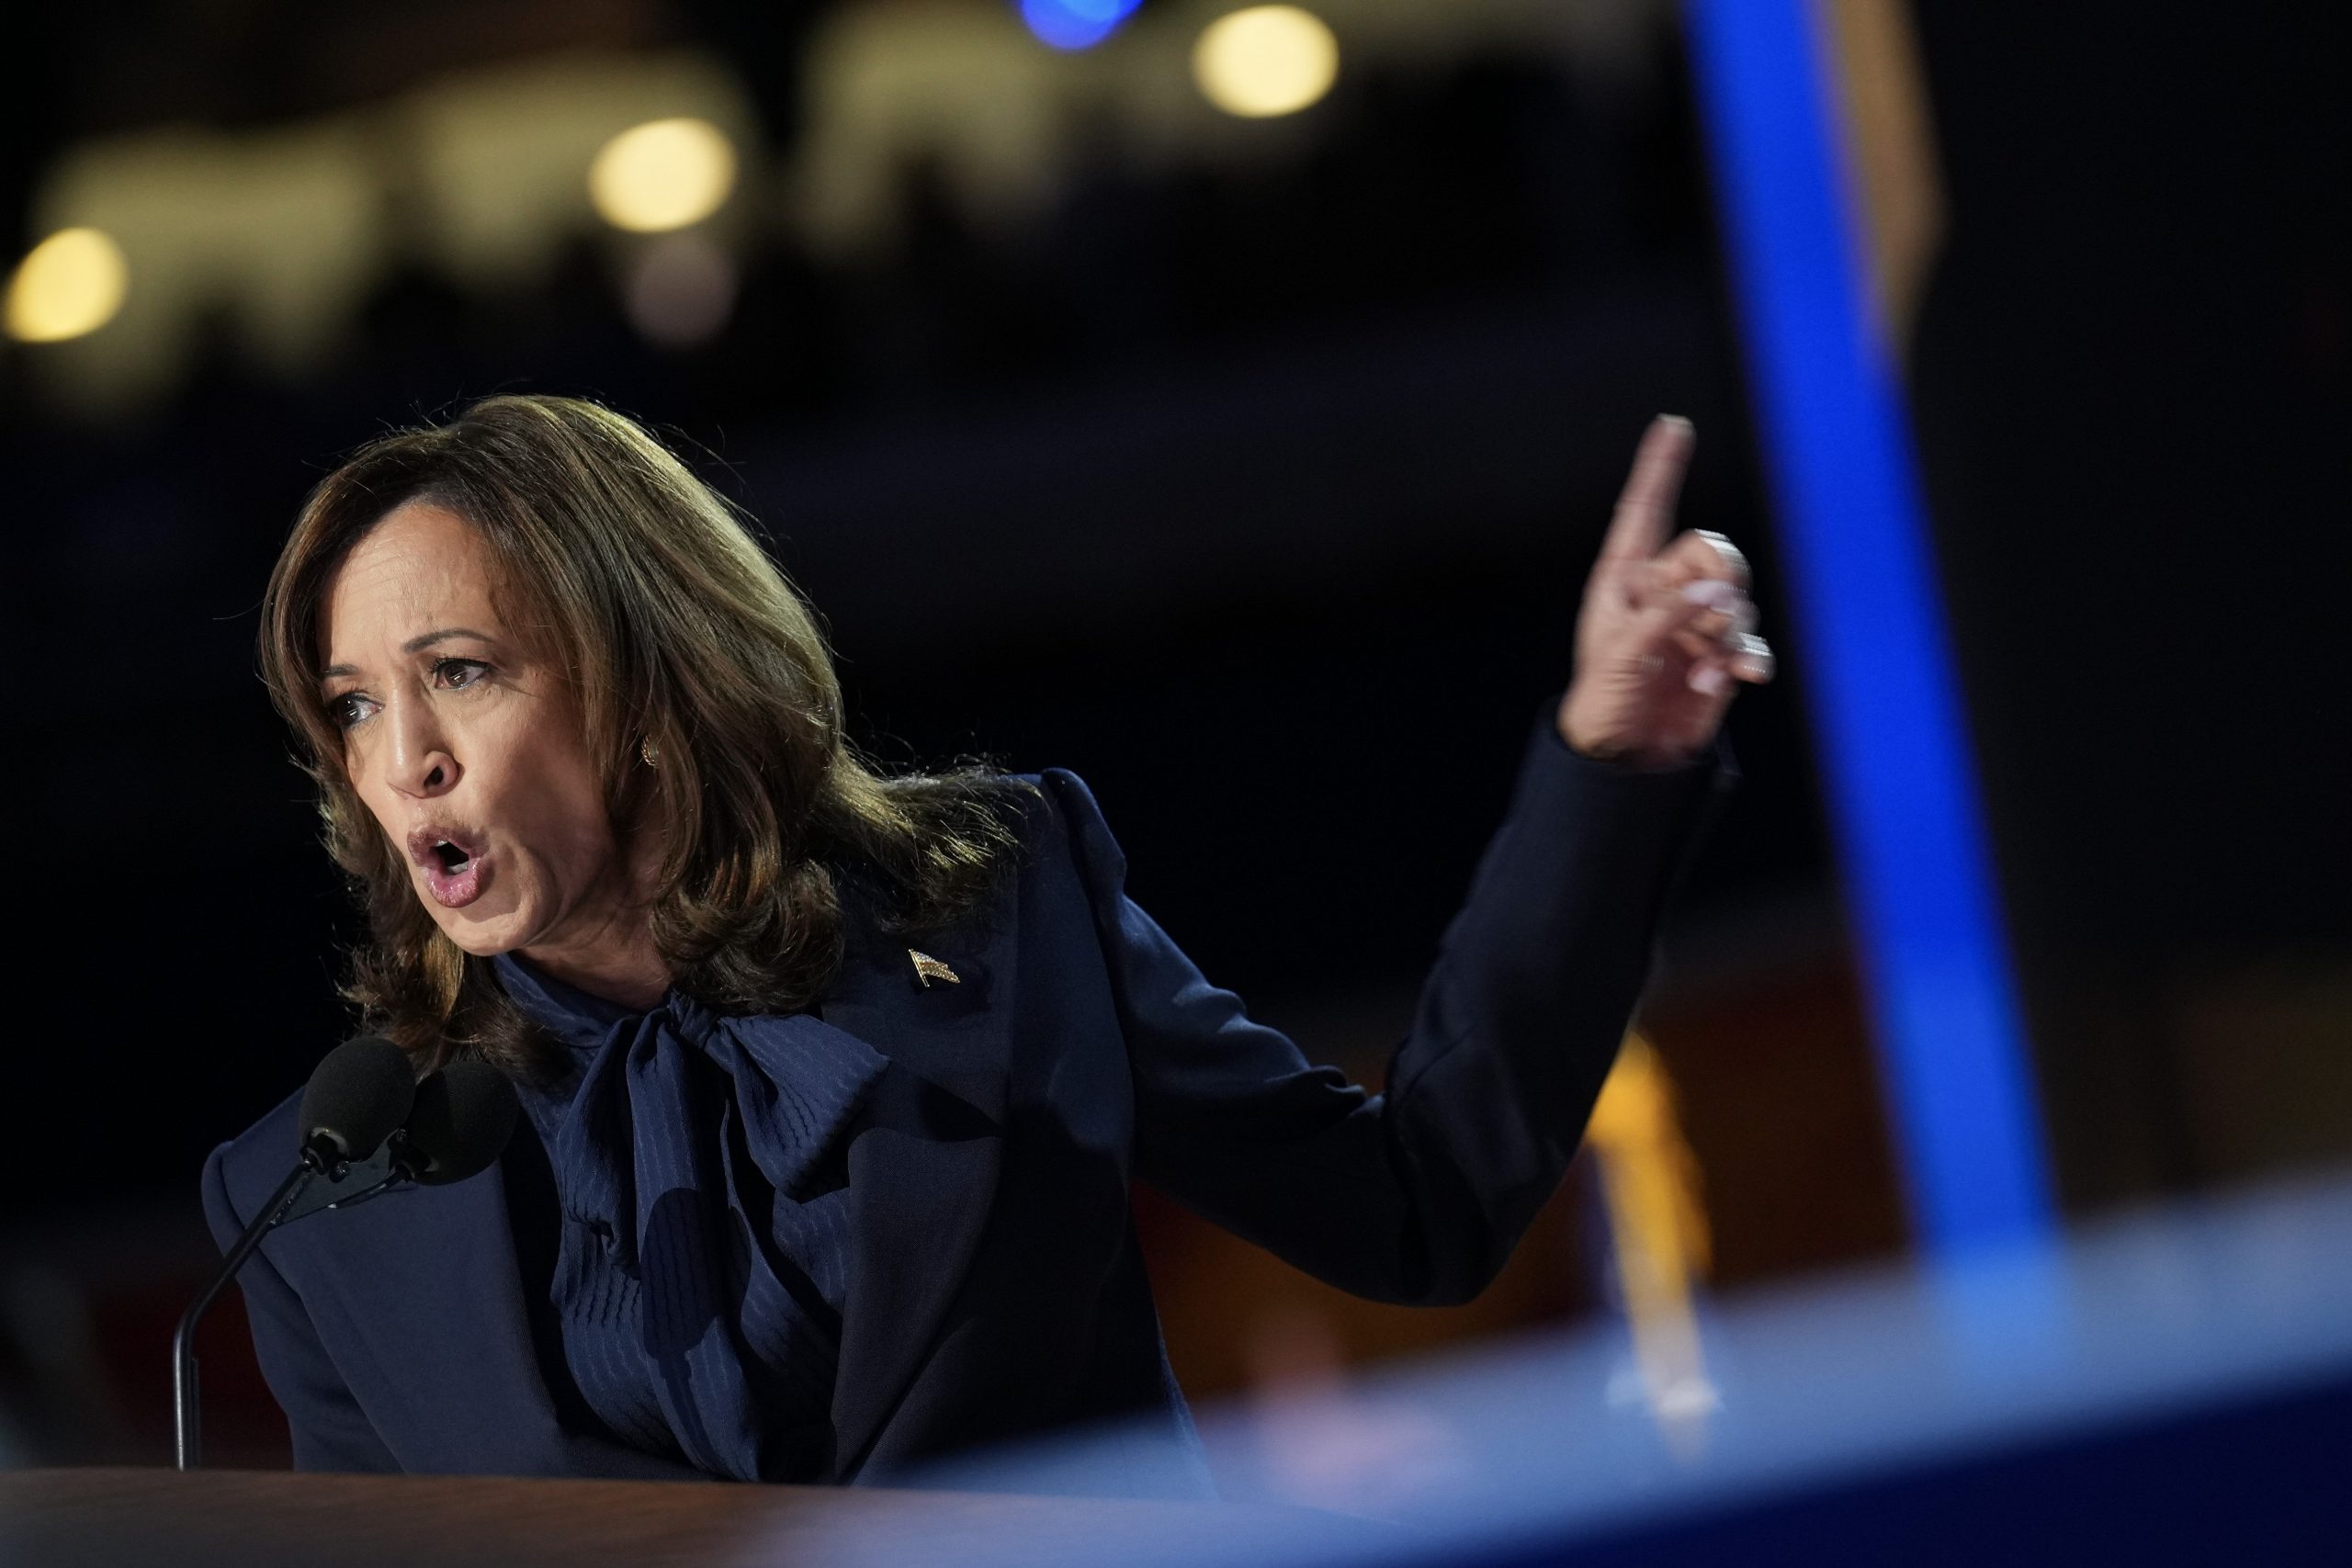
[259, 394, 1035, 1081]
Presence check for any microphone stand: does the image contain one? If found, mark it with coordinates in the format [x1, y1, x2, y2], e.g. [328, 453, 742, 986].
[172, 1162, 312, 1470]
[172, 1130, 414, 1471]
[174, 1134, 424, 1467]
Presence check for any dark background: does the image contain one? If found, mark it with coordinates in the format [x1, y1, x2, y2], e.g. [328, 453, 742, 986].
[1, 0, 2344, 1468]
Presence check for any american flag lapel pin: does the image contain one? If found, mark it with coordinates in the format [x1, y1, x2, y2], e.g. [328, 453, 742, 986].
[908, 949, 960, 987]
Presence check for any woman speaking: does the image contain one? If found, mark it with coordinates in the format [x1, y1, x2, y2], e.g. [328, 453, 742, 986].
[201, 394, 1770, 1491]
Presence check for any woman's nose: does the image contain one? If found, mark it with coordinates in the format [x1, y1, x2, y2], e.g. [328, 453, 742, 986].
[386, 701, 458, 798]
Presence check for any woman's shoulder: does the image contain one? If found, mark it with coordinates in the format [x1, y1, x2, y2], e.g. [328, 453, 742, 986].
[842, 765, 1129, 961]
[1008, 767, 1127, 888]
[199, 1086, 307, 1243]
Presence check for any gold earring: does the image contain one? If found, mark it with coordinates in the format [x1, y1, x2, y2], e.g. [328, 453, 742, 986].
[639, 736, 661, 770]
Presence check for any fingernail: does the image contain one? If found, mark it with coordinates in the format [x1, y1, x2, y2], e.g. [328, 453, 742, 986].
[1689, 664, 1729, 695]
[1681, 579, 1739, 610]
[1696, 530, 1749, 572]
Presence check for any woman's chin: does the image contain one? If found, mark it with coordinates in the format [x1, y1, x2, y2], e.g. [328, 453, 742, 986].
[425, 894, 531, 957]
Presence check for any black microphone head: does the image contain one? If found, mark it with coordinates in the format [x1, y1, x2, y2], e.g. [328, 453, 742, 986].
[298, 1035, 416, 1165]
[402, 1055, 519, 1185]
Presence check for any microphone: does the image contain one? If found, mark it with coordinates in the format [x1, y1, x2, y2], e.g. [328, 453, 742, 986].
[275, 1053, 521, 1223]
[403, 1055, 521, 1185]
[172, 1036, 417, 1470]
[297, 1034, 416, 1171]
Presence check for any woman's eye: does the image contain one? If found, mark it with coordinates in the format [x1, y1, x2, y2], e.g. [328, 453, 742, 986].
[326, 694, 374, 729]
[435, 659, 489, 690]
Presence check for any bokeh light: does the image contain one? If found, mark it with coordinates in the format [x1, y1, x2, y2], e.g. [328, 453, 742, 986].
[587, 117, 739, 233]
[4, 227, 130, 344]
[1193, 6, 1340, 119]
[1019, 0, 1143, 53]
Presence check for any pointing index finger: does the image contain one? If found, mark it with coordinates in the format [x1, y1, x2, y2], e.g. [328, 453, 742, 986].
[1600, 414, 1694, 564]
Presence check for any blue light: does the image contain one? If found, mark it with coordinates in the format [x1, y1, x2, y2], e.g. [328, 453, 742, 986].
[1683, 0, 2056, 1254]
[1020, 0, 1142, 52]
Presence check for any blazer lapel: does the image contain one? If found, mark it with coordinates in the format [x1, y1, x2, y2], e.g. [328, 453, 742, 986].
[820, 910, 1014, 1480]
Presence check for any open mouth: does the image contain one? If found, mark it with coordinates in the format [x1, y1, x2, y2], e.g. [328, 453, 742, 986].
[407, 824, 490, 908]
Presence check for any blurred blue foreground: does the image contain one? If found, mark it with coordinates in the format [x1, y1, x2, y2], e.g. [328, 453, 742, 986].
[875, 1173, 2352, 1566]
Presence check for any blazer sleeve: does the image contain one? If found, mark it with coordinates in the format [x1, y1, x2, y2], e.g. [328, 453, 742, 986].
[199, 1144, 401, 1472]
[1047, 697, 1731, 1307]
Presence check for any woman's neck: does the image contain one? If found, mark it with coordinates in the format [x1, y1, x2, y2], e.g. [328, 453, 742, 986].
[515, 841, 672, 1010]
[519, 932, 672, 1010]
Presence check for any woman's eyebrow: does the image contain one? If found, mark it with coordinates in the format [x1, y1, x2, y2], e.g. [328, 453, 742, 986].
[318, 627, 497, 682]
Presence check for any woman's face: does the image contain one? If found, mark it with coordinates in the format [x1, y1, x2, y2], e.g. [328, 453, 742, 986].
[318, 502, 637, 970]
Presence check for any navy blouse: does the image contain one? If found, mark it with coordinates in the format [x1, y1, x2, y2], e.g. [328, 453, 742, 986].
[492, 953, 886, 1482]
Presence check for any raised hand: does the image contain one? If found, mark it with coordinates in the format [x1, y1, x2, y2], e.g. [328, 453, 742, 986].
[1555, 416, 1773, 767]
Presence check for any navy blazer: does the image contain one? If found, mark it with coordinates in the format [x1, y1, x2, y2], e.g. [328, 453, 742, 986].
[202, 705, 1725, 1488]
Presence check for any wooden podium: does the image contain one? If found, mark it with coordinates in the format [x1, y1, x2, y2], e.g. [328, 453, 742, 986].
[0, 1468, 1375, 1568]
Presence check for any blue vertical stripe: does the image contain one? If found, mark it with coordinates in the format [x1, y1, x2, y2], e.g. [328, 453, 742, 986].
[1683, 0, 2055, 1251]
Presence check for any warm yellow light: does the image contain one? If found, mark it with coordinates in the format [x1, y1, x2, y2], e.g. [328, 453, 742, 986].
[588, 118, 738, 233]
[5, 227, 130, 344]
[1193, 6, 1340, 119]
